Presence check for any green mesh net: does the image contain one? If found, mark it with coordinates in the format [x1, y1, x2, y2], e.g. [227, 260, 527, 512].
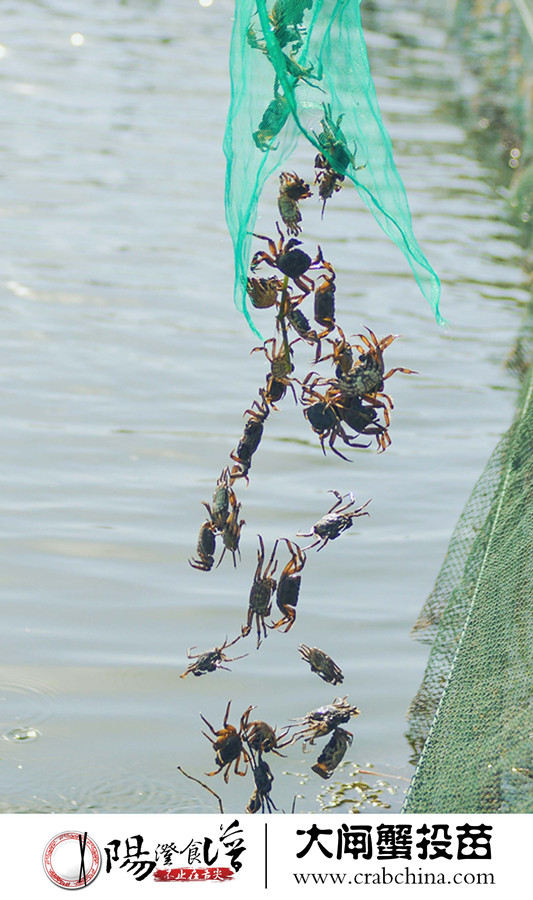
[223, 0, 442, 336]
[450, 0, 533, 243]
[400, 0, 533, 816]
[404, 337, 533, 813]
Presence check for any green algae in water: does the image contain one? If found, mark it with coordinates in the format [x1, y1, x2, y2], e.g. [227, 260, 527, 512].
[284, 763, 403, 813]
[316, 762, 402, 813]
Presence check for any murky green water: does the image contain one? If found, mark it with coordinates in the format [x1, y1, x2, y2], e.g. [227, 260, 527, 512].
[0, 0, 528, 814]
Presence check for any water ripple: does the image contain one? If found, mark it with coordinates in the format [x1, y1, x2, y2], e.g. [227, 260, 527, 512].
[0, 676, 59, 740]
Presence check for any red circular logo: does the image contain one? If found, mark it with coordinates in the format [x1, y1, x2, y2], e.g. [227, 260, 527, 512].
[42, 832, 101, 889]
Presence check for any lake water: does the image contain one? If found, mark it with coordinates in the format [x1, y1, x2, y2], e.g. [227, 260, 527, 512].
[0, 0, 528, 814]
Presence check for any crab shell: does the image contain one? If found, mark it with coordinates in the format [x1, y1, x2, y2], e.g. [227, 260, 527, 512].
[298, 644, 344, 685]
[311, 727, 353, 779]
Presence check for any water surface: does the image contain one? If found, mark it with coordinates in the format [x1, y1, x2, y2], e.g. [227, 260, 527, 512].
[0, 0, 527, 814]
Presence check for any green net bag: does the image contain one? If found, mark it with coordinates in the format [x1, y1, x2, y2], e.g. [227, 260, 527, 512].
[223, 0, 442, 335]
[404, 346, 533, 813]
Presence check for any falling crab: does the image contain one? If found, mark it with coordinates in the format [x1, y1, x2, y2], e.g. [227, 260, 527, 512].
[246, 756, 277, 814]
[189, 520, 217, 572]
[230, 391, 270, 485]
[270, 538, 307, 633]
[251, 222, 326, 295]
[200, 700, 249, 783]
[241, 706, 292, 757]
[180, 636, 247, 678]
[202, 467, 231, 533]
[216, 488, 245, 568]
[289, 696, 360, 746]
[241, 535, 278, 648]
[281, 293, 321, 347]
[327, 327, 417, 412]
[251, 336, 298, 404]
[246, 276, 284, 309]
[313, 265, 337, 334]
[311, 727, 353, 779]
[298, 644, 344, 685]
[301, 384, 371, 461]
[297, 490, 370, 551]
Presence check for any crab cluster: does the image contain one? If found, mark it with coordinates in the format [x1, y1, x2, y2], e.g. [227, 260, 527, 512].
[247, 0, 358, 220]
[197, 693, 358, 812]
[182, 20, 418, 808]
[247, 199, 416, 459]
[196, 699, 291, 812]
[247, 2, 321, 153]
[182, 486, 368, 805]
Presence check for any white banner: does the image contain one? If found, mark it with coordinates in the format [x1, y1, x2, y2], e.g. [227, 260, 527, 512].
[0, 813, 529, 898]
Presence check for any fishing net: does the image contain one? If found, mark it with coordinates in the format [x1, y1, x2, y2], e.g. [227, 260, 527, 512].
[449, 0, 533, 246]
[223, 0, 441, 336]
[403, 321, 533, 813]
[451, 0, 533, 146]
[401, 0, 533, 815]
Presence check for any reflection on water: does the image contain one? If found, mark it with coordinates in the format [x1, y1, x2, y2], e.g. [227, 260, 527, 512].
[0, 0, 528, 813]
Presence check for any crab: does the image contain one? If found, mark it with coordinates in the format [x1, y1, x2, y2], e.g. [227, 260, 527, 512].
[329, 328, 417, 412]
[283, 53, 323, 89]
[311, 727, 353, 779]
[271, 0, 313, 29]
[200, 700, 250, 783]
[303, 395, 349, 459]
[189, 520, 216, 572]
[313, 267, 336, 333]
[248, 19, 321, 89]
[282, 295, 320, 346]
[289, 696, 360, 746]
[277, 171, 312, 236]
[247, 25, 264, 51]
[202, 467, 231, 533]
[297, 490, 370, 551]
[338, 395, 391, 453]
[251, 336, 299, 404]
[252, 335, 295, 382]
[271, 539, 307, 633]
[301, 386, 371, 461]
[314, 103, 356, 176]
[263, 372, 291, 408]
[317, 326, 355, 376]
[312, 103, 365, 212]
[229, 457, 251, 485]
[241, 535, 278, 648]
[230, 391, 270, 485]
[301, 372, 391, 455]
[217, 490, 245, 568]
[246, 276, 284, 310]
[298, 644, 344, 685]
[253, 86, 290, 152]
[251, 222, 325, 294]
[276, 288, 330, 354]
[241, 707, 292, 757]
[246, 757, 277, 814]
[314, 152, 345, 215]
[180, 636, 247, 678]
[269, 0, 313, 50]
